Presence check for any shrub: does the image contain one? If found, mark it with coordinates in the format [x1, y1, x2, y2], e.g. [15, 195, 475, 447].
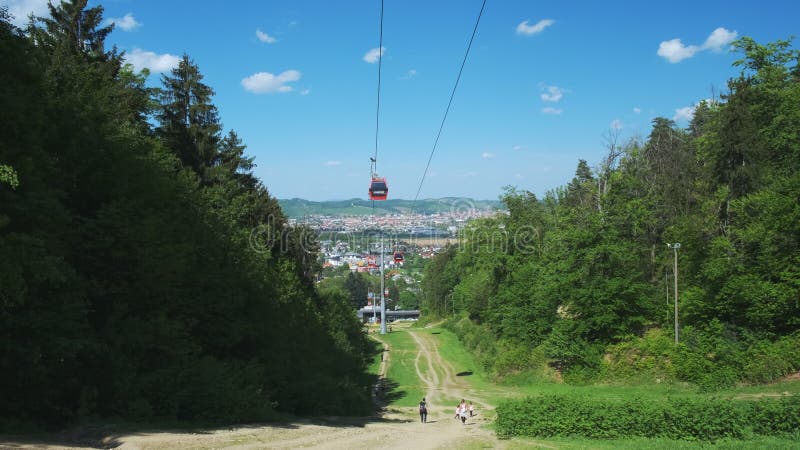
[602, 328, 677, 383]
[496, 394, 797, 441]
[749, 395, 800, 435]
[601, 325, 799, 390]
[741, 332, 800, 384]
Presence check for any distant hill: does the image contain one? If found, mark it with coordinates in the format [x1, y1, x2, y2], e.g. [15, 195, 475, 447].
[278, 197, 504, 218]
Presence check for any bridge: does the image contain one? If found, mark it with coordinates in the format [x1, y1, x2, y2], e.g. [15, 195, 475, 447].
[356, 306, 420, 323]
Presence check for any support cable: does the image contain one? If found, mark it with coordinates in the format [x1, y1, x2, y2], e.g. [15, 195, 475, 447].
[412, 0, 487, 209]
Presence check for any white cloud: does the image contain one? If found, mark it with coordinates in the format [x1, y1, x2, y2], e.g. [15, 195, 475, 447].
[514, 173, 524, 179]
[464, 171, 479, 177]
[288, 21, 297, 27]
[481, 152, 495, 159]
[657, 38, 700, 63]
[256, 29, 277, 44]
[673, 105, 695, 122]
[124, 48, 180, 73]
[703, 27, 737, 52]
[610, 119, 623, 130]
[300, 89, 311, 95]
[106, 13, 140, 31]
[541, 107, 562, 115]
[658, 27, 737, 63]
[633, 107, 642, 114]
[324, 161, 341, 167]
[3, 0, 49, 26]
[363, 46, 385, 63]
[541, 85, 564, 102]
[516, 19, 554, 36]
[401, 69, 417, 79]
[513, 145, 522, 151]
[241, 70, 301, 94]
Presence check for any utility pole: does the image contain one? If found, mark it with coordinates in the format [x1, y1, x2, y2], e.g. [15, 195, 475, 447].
[371, 292, 376, 323]
[380, 232, 386, 334]
[667, 243, 681, 344]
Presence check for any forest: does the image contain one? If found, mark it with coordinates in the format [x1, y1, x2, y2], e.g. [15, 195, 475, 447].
[422, 36, 800, 389]
[0, 1, 375, 429]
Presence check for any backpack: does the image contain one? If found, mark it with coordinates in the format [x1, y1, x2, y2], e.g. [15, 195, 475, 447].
[419, 402, 426, 413]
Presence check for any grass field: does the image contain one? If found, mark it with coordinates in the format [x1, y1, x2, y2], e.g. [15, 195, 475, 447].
[378, 323, 800, 448]
[372, 329, 426, 407]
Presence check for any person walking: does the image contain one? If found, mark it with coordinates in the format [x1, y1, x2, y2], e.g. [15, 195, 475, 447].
[459, 399, 467, 424]
[469, 401, 474, 417]
[418, 397, 427, 423]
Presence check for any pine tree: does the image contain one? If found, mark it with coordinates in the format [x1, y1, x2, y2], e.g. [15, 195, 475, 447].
[156, 54, 222, 178]
[32, 0, 114, 61]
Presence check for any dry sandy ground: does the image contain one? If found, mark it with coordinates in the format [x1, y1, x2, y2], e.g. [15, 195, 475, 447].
[1, 329, 517, 450]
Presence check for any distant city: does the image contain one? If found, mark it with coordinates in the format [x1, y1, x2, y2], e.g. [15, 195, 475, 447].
[286, 199, 503, 273]
[289, 209, 497, 234]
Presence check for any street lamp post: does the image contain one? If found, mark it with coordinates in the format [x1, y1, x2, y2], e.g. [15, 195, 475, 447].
[667, 243, 681, 344]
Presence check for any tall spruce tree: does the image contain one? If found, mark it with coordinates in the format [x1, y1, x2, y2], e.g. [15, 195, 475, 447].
[32, 0, 114, 61]
[156, 54, 222, 178]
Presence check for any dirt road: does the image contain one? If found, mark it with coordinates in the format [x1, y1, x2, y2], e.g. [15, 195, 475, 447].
[2, 328, 510, 450]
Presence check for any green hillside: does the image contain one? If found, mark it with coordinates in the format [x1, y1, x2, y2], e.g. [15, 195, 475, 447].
[278, 197, 503, 217]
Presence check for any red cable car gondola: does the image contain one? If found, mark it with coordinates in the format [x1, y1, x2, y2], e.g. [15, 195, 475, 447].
[393, 251, 404, 263]
[369, 176, 388, 201]
[368, 157, 388, 201]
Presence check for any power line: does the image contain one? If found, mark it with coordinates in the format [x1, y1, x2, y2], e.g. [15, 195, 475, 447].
[371, 0, 384, 214]
[412, 0, 487, 207]
[373, 0, 384, 171]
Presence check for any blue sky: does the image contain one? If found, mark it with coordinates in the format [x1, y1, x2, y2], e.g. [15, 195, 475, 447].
[4, 0, 799, 201]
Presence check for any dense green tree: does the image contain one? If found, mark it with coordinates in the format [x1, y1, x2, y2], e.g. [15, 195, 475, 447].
[214, 130, 257, 189]
[344, 271, 369, 308]
[156, 54, 222, 177]
[0, 2, 375, 428]
[421, 245, 459, 316]
[422, 37, 799, 382]
[398, 289, 421, 310]
[387, 282, 400, 310]
[32, 0, 114, 59]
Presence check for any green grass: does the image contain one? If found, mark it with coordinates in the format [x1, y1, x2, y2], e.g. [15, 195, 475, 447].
[375, 330, 425, 407]
[727, 379, 800, 397]
[491, 375, 800, 406]
[428, 326, 703, 409]
[430, 327, 493, 386]
[367, 343, 382, 376]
